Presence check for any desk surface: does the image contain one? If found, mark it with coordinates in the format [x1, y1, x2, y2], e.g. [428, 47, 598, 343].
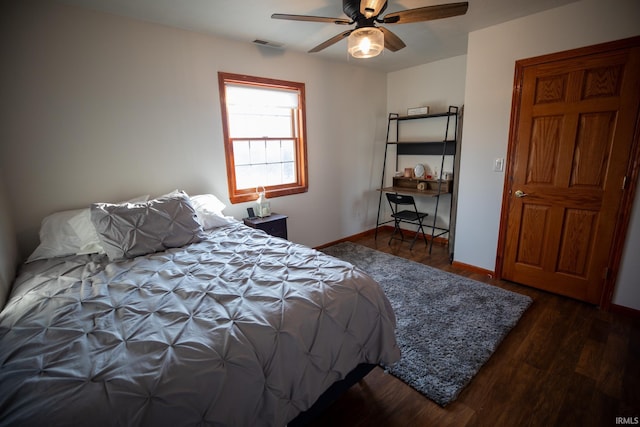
[379, 187, 444, 197]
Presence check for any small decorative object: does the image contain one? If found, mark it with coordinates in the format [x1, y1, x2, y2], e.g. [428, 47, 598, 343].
[246, 207, 256, 218]
[414, 163, 425, 179]
[407, 106, 430, 116]
[394, 171, 403, 177]
[444, 171, 453, 180]
[417, 182, 426, 191]
[255, 186, 271, 218]
[404, 168, 413, 178]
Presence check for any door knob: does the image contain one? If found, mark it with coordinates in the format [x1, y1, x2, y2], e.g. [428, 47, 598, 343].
[514, 190, 527, 198]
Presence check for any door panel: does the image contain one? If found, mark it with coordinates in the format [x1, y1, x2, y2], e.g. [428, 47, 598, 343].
[516, 203, 549, 267]
[527, 116, 562, 185]
[556, 208, 597, 277]
[571, 112, 616, 188]
[500, 41, 640, 304]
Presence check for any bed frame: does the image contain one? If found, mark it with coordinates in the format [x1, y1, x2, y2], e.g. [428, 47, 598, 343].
[289, 363, 376, 426]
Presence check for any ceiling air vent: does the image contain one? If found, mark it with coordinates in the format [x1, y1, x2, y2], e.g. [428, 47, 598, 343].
[252, 39, 284, 49]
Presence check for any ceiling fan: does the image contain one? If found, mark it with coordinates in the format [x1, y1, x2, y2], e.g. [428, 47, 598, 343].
[272, 0, 469, 58]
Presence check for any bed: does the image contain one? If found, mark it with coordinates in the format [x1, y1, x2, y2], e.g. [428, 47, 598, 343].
[0, 191, 400, 426]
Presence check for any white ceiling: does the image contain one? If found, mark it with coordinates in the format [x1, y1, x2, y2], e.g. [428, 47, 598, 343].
[57, 0, 579, 72]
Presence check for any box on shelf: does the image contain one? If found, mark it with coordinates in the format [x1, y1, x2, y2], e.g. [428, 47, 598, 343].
[407, 106, 430, 116]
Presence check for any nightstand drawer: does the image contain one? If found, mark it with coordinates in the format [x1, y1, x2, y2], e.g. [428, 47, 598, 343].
[243, 213, 288, 240]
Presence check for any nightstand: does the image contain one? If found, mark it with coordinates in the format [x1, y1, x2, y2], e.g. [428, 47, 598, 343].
[243, 213, 288, 240]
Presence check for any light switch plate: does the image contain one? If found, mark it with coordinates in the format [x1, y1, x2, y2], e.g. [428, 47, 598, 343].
[494, 158, 504, 172]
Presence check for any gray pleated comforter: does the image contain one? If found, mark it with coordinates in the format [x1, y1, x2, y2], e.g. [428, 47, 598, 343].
[0, 223, 400, 426]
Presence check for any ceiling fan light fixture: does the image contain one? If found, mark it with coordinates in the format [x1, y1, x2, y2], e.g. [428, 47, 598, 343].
[347, 27, 384, 58]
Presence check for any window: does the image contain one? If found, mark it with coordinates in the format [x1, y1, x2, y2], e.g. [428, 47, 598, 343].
[218, 72, 308, 204]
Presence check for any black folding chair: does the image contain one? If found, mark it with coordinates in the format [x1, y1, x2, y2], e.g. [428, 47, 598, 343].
[385, 193, 429, 250]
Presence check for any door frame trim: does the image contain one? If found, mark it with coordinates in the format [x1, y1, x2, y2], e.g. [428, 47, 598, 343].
[495, 36, 640, 309]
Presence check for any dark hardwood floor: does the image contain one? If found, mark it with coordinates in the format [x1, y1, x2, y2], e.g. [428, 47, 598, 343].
[308, 229, 640, 427]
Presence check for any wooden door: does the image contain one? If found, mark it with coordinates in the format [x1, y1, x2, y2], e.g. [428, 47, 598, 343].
[499, 38, 640, 304]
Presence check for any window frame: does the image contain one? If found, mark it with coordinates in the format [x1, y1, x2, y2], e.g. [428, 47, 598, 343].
[218, 72, 308, 204]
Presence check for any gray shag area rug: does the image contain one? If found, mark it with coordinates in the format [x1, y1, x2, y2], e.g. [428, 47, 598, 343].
[321, 242, 532, 406]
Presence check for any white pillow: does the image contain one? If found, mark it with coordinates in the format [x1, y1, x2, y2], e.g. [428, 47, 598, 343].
[26, 195, 149, 262]
[190, 194, 226, 215]
[67, 209, 105, 255]
[27, 209, 85, 262]
[190, 194, 236, 229]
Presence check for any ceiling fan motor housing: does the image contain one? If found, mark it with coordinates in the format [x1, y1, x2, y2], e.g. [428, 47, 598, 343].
[343, 0, 387, 28]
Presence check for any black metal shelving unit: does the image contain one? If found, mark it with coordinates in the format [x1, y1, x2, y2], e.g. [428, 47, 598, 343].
[375, 105, 460, 255]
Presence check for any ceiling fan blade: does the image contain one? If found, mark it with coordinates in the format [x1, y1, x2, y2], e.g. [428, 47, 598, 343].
[309, 30, 353, 53]
[382, 2, 469, 24]
[379, 26, 406, 52]
[360, 0, 388, 19]
[271, 13, 352, 25]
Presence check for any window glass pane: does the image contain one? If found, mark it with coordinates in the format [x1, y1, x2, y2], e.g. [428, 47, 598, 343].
[251, 164, 267, 189]
[249, 140, 266, 165]
[266, 163, 282, 186]
[235, 165, 253, 190]
[233, 139, 297, 190]
[282, 162, 295, 184]
[264, 113, 292, 137]
[236, 162, 297, 190]
[235, 164, 268, 191]
[226, 84, 297, 139]
[227, 85, 298, 108]
[233, 140, 251, 166]
[281, 140, 294, 162]
[266, 141, 281, 164]
[228, 108, 293, 138]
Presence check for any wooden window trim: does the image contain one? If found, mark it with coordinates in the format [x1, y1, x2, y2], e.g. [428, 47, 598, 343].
[218, 72, 308, 204]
